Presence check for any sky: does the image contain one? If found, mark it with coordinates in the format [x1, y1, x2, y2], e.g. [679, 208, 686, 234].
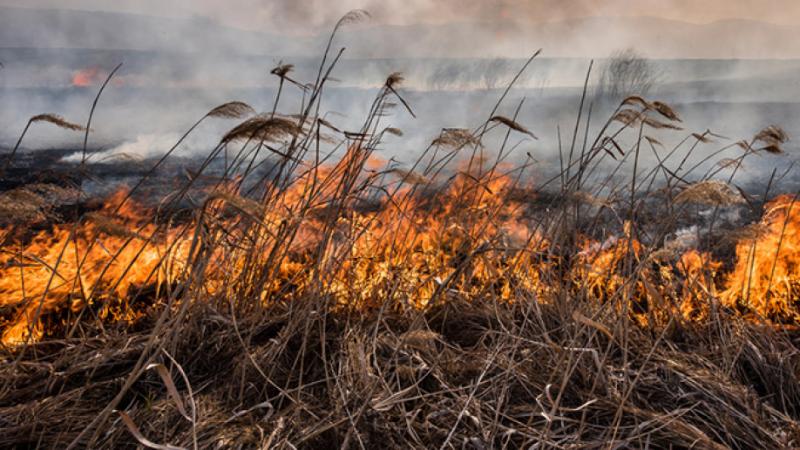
[3, 0, 800, 32]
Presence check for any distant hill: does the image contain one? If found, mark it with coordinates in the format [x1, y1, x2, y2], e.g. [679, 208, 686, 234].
[2, 7, 800, 59]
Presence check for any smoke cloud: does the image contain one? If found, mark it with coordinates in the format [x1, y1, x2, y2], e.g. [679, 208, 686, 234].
[1, 0, 799, 192]
[4, 0, 800, 31]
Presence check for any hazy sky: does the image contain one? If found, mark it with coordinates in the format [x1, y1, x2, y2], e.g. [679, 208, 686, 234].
[2, 0, 800, 58]
[3, 0, 800, 31]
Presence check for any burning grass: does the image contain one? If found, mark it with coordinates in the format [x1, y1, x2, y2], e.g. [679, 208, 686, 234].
[2, 15, 800, 449]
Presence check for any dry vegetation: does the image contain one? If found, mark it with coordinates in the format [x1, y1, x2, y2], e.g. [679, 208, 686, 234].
[2, 12, 800, 449]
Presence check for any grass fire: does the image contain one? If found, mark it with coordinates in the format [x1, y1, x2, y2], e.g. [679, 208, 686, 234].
[3, 10, 800, 450]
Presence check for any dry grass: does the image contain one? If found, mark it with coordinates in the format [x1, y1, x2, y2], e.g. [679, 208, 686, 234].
[0, 13, 799, 450]
[432, 128, 481, 149]
[489, 116, 538, 139]
[220, 116, 303, 144]
[674, 180, 745, 206]
[0, 184, 79, 225]
[29, 114, 85, 131]
[206, 101, 256, 119]
[2, 299, 800, 449]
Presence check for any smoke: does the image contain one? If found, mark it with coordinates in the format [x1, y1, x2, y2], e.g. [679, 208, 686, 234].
[1, 1, 799, 192]
[4, 2, 800, 59]
[6, 0, 800, 31]
[61, 133, 186, 163]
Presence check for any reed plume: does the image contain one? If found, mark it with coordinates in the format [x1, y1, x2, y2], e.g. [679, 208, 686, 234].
[651, 101, 681, 122]
[29, 114, 85, 131]
[432, 128, 481, 149]
[489, 116, 537, 138]
[753, 125, 789, 154]
[675, 180, 744, 206]
[220, 116, 302, 144]
[206, 101, 256, 119]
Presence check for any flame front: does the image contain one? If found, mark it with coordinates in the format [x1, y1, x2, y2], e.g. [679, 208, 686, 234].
[2, 150, 800, 345]
[722, 195, 800, 321]
[0, 190, 194, 343]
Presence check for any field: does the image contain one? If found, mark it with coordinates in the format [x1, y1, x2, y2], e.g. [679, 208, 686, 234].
[2, 16, 800, 449]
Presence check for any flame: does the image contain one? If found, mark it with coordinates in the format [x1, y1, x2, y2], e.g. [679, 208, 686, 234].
[2, 152, 800, 345]
[71, 67, 101, 87]
[71, 67, 126, 87]
[722, 195, 800, 321]
[0, 190, 194, 343]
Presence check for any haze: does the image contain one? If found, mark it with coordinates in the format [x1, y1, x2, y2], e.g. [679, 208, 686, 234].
[1, 0, 798, 191]
[3, 0, 800, 58]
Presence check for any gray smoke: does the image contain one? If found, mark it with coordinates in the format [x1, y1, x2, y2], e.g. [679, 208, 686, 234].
[0, 1, 798, 191]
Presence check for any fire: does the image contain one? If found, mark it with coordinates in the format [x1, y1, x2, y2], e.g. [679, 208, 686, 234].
[72, 67, 101, 87]
[722, 195, 800, 321]
[0, 153, 550, 344]
[2, 148, 800, 345]
[676, 249, 721, 321]
[71, 67, 126, 87]
[0, 190, 194, 344]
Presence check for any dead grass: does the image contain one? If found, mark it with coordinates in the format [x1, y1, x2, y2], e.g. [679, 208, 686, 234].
[0, 12, 798, 450]
[2, 299, 799, 449]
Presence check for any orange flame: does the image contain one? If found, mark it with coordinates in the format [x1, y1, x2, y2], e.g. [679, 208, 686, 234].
[71, 67, 126, 87]
[722, 195, 800, 321]
[71, 67, 101, 87]
[2, 156, 800, 345]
